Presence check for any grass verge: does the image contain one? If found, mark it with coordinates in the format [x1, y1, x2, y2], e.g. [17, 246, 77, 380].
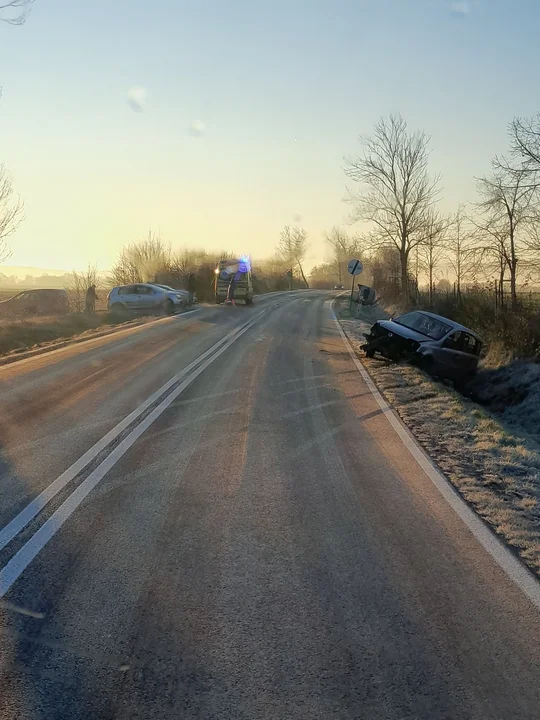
[337, 299, 540, 576]
[0, 312, 150, 358]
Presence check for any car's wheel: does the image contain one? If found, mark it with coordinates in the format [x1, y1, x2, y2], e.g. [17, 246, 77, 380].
[111, 302, 126, 316]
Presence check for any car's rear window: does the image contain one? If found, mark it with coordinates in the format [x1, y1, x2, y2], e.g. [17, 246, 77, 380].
[395, 312, 452, 341]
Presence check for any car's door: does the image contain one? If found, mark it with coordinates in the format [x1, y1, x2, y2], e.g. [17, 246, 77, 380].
[458, 333, 481, 373]
[432, 331, 463, 377]
[24, 292, 40, 315]
[145, 285, 163, 310]
[118, 285, 141, 309]
[136, 285, 160, 310]
[435, 331, 479, 377]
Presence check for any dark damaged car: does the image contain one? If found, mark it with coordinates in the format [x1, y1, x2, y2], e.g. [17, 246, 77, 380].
[362, 310, 482, 383]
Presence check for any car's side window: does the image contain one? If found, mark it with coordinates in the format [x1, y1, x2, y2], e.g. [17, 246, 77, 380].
[443, 331, 461, 350]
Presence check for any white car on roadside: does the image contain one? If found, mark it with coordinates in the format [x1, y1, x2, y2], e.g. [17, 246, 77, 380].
[108, 283, 188, 315]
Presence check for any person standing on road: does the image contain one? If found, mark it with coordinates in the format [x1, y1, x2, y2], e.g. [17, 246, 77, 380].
[85, 284, 98, 314]
[226, 269, 241, 306]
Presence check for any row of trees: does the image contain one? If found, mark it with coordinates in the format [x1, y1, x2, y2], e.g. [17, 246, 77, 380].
[106, 225, 313, 301]
[343, 113, 540, 311]
[56, 108, 540, 315]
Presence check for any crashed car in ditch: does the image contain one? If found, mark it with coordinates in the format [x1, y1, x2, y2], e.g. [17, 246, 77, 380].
[362, 310, 482, 382]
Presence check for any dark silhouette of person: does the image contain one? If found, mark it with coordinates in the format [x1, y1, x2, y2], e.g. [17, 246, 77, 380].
[187, 272, 197, 304]
[85, 284, 98, 313]
[227, 269, 242, 305]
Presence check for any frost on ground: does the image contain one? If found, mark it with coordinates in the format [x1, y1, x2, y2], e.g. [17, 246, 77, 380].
[338, 301, 540, 575]
[469, 362, 540, 441]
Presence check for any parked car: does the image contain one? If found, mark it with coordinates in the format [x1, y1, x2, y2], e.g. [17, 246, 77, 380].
[150, 284, 192, 305]
[0, 289, 70, 317]
[362, 310, 483, 382]
[107, 283, 188, 315]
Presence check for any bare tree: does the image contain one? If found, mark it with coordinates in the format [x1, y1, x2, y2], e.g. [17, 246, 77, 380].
[445, 206, 481, 298]
[418, 211, 448, 307]
[324, 226, 363, 285]
[475, 160, 538, 310]
[309, 261, 337, 288]
[292, 227, 309, 288]
[111, 231, 170, 286]
[110, 246, 141, 286]
[522, 215, 540, 277]
[66, 265, 99, 313]
[0, 0, 34, 24]
[277, 225, 310, 289]
[370, 246, 402, 301]
[344, 114, 441, 301]
[0, 164, 24, 262]
[509, 114, 540, 176]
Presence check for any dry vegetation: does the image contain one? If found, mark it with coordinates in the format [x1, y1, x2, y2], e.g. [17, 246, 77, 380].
[0, 310, 148, 358]
[337, 300, 540, 576]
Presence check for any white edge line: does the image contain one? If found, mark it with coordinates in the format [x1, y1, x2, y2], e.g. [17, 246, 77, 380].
[0, 312, 260, 552]
[331, 307, 540, 613]
[0, 317, 257, 596]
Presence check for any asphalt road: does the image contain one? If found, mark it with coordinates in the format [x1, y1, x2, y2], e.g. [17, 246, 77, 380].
[1, 291, 540, 719]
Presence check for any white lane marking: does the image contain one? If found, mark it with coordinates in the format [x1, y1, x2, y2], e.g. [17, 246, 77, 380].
[278, 382, 334, 398]
[174, 388, 241, 407]
[331, 307, 540, 613]
[0, 314, 259, 553]
[283, 399, 343, 418]
[278, 373, 334, 386]
[0, 316, 258, 597]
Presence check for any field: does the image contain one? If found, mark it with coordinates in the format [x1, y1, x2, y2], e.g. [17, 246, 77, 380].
[0, 288, 135, 357]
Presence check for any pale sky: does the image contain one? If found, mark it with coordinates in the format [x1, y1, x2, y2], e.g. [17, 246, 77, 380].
[1, 0, 540, 272]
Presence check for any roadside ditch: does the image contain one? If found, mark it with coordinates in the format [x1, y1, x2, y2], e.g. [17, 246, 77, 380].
[336, 299, 540, 577]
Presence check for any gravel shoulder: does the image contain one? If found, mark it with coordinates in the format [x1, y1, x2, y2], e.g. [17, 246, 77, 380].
[337, 300, 540, 576]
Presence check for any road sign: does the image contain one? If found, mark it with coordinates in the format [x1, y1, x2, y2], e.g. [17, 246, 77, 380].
[347, 259, 363, 276]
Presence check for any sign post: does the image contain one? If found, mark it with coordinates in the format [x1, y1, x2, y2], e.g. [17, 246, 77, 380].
[347, 258, 363, 312]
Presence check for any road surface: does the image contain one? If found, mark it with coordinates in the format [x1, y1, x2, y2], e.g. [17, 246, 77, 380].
[1, 291, 540, 719]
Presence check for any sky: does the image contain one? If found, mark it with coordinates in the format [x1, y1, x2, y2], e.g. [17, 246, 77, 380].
[1, 0, 540, 273]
